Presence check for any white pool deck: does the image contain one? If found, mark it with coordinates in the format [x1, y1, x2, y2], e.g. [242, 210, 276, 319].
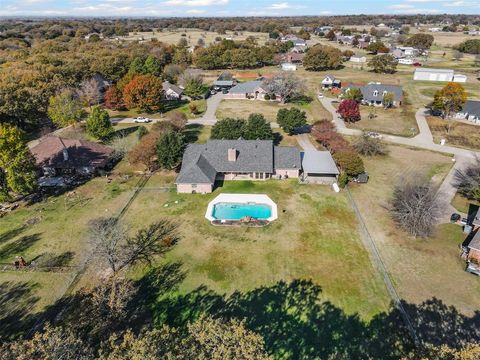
[205, 193, 278, 222]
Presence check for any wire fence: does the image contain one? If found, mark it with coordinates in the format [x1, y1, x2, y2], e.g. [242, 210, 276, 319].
[345, 186, 420, 347]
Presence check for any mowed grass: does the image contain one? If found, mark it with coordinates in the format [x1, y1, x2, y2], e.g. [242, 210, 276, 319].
[126, 176, 390, 319]
[346, 105, 418, 137]
[215, 98, 332, 123]
[427, 116, 480, 150]
[349, 145, 480, 315]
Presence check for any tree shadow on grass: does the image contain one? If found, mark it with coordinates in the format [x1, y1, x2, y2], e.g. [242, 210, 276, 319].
[183, 124, 203, 143]
[0, 226, 26, 246]
[140, 263, 480, 359]
[0, 281, 40, 340]
[31, 251, 75, 268]
[0, 233, 42, 261]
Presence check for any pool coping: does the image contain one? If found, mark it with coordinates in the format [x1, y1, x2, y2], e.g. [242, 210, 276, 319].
[205, 193, 278, 223]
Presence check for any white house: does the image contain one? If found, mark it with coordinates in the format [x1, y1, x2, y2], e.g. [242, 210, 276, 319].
[281, 63, 297, 71]
[321, 75, 341, 89]
[398, 58, 414, 65]
[350, 55, 367, 63]
[413, 68, 455, 82]
[455, 100, 480, 123]
[397, 46, 418, 57]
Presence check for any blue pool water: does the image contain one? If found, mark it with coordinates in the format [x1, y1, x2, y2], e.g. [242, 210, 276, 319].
[212, 202, 272, 220]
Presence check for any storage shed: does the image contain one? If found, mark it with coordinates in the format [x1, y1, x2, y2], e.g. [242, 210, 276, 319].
[301, 150, 339, 184]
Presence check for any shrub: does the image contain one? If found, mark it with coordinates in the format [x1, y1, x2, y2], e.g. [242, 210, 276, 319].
[337, 99, 361, 123]
[333, 150, 364, 176]
[353, 133, 388, 156]
[137, 126, 148, 139]
[338, 172, 349, 188]
[453, 157, 480, 201]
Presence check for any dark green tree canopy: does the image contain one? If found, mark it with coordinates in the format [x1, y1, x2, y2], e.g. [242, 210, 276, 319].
[276, 108, 307, 135]
[242, 113, 273, 140]
[211, 118, 246, 140]
[156, 131, 186, 170]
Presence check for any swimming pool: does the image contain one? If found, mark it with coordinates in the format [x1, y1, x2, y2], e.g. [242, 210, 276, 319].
[212, 202, 272, 220]
[205, 194, 278, 223]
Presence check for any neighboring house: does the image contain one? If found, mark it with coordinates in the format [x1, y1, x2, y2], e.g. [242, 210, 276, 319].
[453, 74, 467, 83]
[343, 83, 403, 107]
[413, 68, 455, 82]
[162, 81, 183, 100]
[292, 38, 307, 47]
[281, 63, 297, 71]
[291, 46, 306, 53]
[213, 71, 236, 89]
[274, 52, 304, 65]
[84, 32, 104, 41]
[226, 80, 269, 100]
[466, 230, 480, 265]
[455, 100, 480, 123]
[301, 150, 339, 184]
[397, 46, 419, 57]
[176, 140, 301, 193]
[321, 75, 342, 89]
[31, 136, 113, 178]
[350, 55, 367, 63]
[91, 73, 111, 92]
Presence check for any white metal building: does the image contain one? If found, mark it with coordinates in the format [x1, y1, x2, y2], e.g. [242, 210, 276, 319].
[413, 68, 454, 82]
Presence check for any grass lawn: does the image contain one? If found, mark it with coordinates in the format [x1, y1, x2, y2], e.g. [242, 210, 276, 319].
[0, 169, 143, 327]
[215, 98, 332, 124]
[451, 193, 480, 214]
[346, 105, 418, 137]
[349, 145, 480, 315]
[426, 116, 480, 150]
[108, 100, 207, 120]
[126, 177, 390, 320]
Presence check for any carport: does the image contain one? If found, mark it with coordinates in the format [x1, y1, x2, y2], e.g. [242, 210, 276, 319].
[301, 150, 339, 184]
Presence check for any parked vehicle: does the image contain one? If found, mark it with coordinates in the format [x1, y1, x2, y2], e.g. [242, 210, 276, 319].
[450, 213, 461, 223]
[412, 62, 422, 67]
[222, 88, 229, 94]
[366, 131, 382, 139]
[210, 89, 217, 95]
[134, 117, 151, 123]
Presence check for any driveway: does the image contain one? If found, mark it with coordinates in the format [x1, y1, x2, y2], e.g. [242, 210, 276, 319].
[187, 93, 226, 126]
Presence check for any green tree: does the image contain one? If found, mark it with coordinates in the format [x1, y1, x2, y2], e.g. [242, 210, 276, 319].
[211, 118, 245, 140]
[183, 75, 207, 98]
[47, 89, 85, 128]
[366, 41, 387, 54]
[368, 54, 398, 74]
[383, 92, 395, 109]
[156, 131, 185, 170]
[0, 124, 37, 200]
[143, 55, 162, 76]
[277, 108, 307, 135]
[432, 82, 467, 133]
[333, 149, 365, 176]
[303, 45, 343, 71]
[243, 113, 273, 140]
[457, 39, 480, 54]
[404, 33, 435, 49]
[343, 87, 363, 102]
[86, 106, 113, 140]
[129, 57, 146, 75]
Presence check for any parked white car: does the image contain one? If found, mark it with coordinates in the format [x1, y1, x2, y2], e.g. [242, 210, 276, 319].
[134, 116, 151, 123]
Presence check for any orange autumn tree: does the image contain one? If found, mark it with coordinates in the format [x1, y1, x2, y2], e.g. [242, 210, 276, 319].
[432, 82, 467, 133]
[123, 75, 164, 113]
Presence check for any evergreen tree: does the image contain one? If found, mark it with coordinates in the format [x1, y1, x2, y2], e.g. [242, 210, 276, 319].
[243, 113, 273, 140]
[156, 131, 185, 170]
[86, 106, 113, 140]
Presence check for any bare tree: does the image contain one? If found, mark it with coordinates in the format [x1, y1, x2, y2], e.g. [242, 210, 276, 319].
[89, 218, 178, 275]
[390, 176, 442, 238]
[453, 156, 480, 201]
[263, 73, 305, 103]
[80, 78, 103, 107]
[353, 133, 389, 156]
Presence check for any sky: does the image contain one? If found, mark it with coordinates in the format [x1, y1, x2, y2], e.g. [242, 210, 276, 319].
[1, 0, 479, 17]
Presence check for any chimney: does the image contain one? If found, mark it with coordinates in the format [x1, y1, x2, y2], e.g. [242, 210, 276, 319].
[227, 148, 237, 162]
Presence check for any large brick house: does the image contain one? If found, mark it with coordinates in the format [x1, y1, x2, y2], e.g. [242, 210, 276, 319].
[176, 140, 301, 193]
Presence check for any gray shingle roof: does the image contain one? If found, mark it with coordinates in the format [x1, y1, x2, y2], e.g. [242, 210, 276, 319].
[162, 81, 183, 95]
[229, 80, 263, 94]
[274, 146, 301, 169]
[345, 83, 403, 102]
[462, 100, 480, 118]
[301, 150, 339, 175]
[469, 230, 480, 251]
[176, 140, 300, 184]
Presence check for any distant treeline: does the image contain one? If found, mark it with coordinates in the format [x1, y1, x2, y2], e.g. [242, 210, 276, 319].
[1, 14, 480, 41]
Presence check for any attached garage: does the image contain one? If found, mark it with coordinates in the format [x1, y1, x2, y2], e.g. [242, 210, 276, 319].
[301, 150, 339, 184]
